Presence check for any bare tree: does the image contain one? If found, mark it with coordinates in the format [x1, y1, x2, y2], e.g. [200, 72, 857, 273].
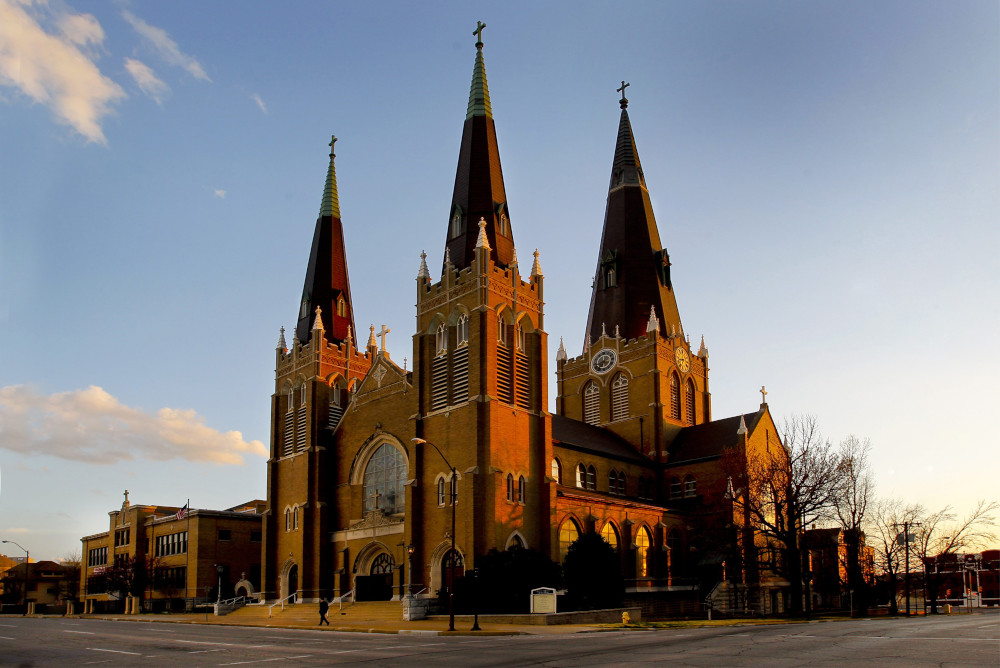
[866, 497, 923, 614]
[835, 435, 875, 614]
[59, 552, 82, 607]
[725, 414, 845, 614]
[914, 500, 998, 614]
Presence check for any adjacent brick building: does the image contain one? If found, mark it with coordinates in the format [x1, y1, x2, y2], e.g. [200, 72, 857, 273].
[262, 27, 789, 614]
[80, 493, 265, 612]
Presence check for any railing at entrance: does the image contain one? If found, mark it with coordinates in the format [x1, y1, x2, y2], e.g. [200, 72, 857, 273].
[335, 589, 355, 611]
[268, 592, 297, 618]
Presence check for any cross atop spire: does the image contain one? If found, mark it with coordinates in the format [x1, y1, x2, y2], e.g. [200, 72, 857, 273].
[474, 20, 486, 48]
[617, 80, 630, 109]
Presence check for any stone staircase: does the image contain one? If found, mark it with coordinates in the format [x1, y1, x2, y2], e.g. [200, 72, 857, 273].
[227, 600, 405, 625]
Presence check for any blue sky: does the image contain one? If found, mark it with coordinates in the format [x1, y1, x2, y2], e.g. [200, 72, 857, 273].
[0, 1, 996, 560]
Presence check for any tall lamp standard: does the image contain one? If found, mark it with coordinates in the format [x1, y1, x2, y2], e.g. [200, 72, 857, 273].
[411, 438, 457, 632]
[2, 540, 29, 615]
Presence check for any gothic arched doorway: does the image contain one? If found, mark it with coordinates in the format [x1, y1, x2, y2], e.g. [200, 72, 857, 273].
[356, 552, 394, 601]
[440, 549, 464, 598]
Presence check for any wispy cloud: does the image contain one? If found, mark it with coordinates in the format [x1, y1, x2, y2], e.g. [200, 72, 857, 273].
[0, 385, 266, 466]
[0, 0, 126, 143]
[121, 10, 210, 82]
[124, 57, 168, 104]
[251, 93, 267, 114]
[214, 189, 227, 199]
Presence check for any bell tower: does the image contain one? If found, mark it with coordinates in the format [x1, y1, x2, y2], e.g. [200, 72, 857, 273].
[557, 87, 710, 461]
[262, 137, 372, 602]
[412, 26, 552, 561]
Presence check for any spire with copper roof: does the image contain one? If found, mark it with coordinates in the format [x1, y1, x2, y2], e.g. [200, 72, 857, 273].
[443, 21, 515, 272]
[295, 136, 358, 345]
[584, 84, 683, 346]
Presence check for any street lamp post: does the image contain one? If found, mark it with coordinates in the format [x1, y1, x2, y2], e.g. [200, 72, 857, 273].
[2, 540, 29, 615]
[406, 543, 414, 599]
[214, 564, 224, 605]
[470, 567, 481, 631]
[412, 438, 457, 632]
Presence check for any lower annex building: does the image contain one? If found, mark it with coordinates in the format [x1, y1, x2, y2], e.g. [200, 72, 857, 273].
[262, 26, 788, 614]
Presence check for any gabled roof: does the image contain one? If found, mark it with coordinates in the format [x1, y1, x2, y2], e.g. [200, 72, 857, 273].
[666, 410, 765, 465]
[551, 414, 649, 465]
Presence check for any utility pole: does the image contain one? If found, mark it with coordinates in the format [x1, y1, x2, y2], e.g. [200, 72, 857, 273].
[893, 521, 921, 616]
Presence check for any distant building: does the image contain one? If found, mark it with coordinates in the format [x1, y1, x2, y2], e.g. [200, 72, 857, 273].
[805, 528, 875, 610]
[923, 550, 1000, 609]
[80, 492, 265, 613]
[0, 560, 74, 614]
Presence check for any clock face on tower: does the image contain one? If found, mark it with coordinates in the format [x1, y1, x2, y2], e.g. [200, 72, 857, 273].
[591, 348, 617, 375]
[674, 347, 691, 373]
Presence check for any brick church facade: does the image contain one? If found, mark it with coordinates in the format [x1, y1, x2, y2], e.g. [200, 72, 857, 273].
[262, 29, 788, 613]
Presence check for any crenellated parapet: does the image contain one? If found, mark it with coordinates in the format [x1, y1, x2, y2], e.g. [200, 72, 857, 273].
[275, 326, 373, 389]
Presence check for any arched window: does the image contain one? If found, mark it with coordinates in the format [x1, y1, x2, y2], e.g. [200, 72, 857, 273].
[456, 314, 469, 346]
[605, 265, 615, 289]
[670, 477, 682, 499]
[287, 386, 295, 412]
[363, 443, 407, 514]
[509, 534, 525, 550]
[636, 526, 652, 577]
[518, 475, 526, 504]
[583, 381, 600, 425]
[284, 507, 291, 532]
[292, 505, 299, 530]
[497, 313, 507, 344]
[670, 373, 681, 420]
[499, 213, 508, 236]
[608, 469, 618, 494]
[559, 519, 580, 561]
[611, 373, 629, 421]
[601, 522, 619, 551]
[506, 473, 514, 502]
[336, 295, 346, 317]
[684, 475, 697, 498]
[435, 322, 448, 355]
[437, 477, 446, 506]
[587, 466, 597, 491]
[442, 549, 464, 592]
[685, 380, 696, 424]
[551, 458, 562, 485]
[516, 323, 526, 350]
[576, 463, 587, 489]
[450, 211, 462, 239]
[618, 472, 627, 496]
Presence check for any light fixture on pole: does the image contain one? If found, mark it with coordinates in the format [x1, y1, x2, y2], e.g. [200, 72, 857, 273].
[412, 438, 457, 632]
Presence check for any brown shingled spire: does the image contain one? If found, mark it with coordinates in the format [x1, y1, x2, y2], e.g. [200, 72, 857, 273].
[584, 88, 683, 347]
[443, 22, 515, 272]
[295, 137, 358, 345]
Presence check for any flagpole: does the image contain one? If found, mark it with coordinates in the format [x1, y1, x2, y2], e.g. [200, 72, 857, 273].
[185, 498, 190, 609]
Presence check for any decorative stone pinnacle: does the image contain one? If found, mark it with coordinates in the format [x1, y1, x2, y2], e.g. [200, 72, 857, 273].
[511, 247, 518, 267]
[367, 324, 377, 350]
[277, 326, 287, 351]
[444, 247, 452, 266]
[601, 322, 607, 338]
[737, 415, 748, 435]
[475, 217, 491, 251]
[699, 335, 709, 358]
[531, 249, 542, 277]
[312, 306, 324, 331]
[417, 250, 430, 279]
[646, 306, 660, 334]
[556, 336, 567, 362]
[346, 325, 353, 347]
[614, 325, 620, 339]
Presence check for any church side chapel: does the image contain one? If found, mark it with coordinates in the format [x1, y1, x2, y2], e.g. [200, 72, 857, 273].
[262, 24, 789, 616]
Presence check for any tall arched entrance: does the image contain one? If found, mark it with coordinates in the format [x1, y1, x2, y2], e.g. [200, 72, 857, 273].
[356, 551, 394, 601]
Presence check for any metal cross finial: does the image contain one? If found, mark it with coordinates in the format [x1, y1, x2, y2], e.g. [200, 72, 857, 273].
[760, 385, 768, 403]
[329, 135, 337, 149]
[378, 324, 391, 352]
[617, 81, 630, 109]
[474, 21, 486, 46]
[124, 489, 129, 503]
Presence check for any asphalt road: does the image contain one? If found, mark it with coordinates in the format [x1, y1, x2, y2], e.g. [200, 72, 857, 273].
[0, 612, 996, 667]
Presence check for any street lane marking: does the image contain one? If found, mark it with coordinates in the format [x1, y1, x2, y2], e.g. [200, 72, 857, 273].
[0, 624, 18, 627]
[87, 648, 142, 655]
[0, 636, 15, 640]
[189, 649, 226, 654]
[65, 630, 96, 634]
[218, 656, 311, 665]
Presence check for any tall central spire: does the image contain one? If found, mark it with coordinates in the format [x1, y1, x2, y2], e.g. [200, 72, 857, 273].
[584, 88, 683, 346]
[443, 22, 515, 271]
[295, 136, 357, 345]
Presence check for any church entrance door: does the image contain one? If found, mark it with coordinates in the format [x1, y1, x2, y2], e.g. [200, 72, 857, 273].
[356, 552, 394, 601]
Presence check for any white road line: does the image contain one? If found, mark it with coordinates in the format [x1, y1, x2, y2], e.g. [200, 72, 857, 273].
[189, 649, 226, 654]
[0, 636, 15, 640]
[978, 624, 996, 629]
[218, 656, 311, 666]
[0, 624, 18, 627]
[87, 648, 142, 655]
[64, 630, 96, 634]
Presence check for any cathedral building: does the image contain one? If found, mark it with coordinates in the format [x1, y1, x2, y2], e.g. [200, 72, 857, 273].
[262, 28, 788, 614]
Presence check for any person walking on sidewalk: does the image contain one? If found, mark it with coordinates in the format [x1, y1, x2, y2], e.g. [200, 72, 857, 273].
[318, 598, 330, 626]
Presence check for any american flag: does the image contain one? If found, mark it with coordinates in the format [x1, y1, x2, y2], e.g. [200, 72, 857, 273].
[175, 503, 188, 521]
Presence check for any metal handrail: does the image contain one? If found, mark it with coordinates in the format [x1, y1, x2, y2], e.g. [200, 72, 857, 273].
[268, 592, 296, 617]
[335, 589, 355, 611]
[414, 587, 429, 597]
[218, 595, 245, 607]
